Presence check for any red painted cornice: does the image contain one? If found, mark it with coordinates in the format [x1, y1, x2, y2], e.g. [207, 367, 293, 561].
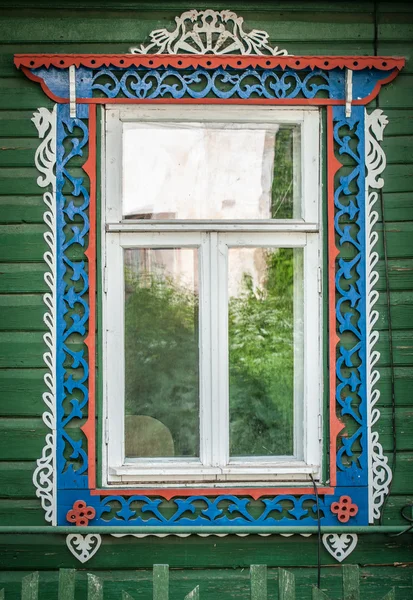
[14, 53, 405, 71]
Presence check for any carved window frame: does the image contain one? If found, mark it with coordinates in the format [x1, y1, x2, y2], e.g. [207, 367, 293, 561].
[14, 9, 404, 563]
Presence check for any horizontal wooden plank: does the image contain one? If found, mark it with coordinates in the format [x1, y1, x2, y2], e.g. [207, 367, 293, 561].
[381, 163, 413, 193]
[373, 221, 413, 259]
[0, 111, 41, 137]
[0, 263, 47, 293]
[0, 166, 46, 196]
[0, 462, 36, 498]
[0, 369, 47, 416]
[0, 196, 46, 225]
[377, 366, 413, 406]
[375, 291, 413, 330]
[0, 138, 36, 168]
[378, 2, 413, 12]
[0, 224, 47, 262]
[0, 418, 47, 460]
[377, 192, 413, 223]
[374, 291, 413, 330]
[375, 258, 413, 291]
[381, 109, 413, 136]
[381, 493, 413, 525]
[370, 330, 413, 366]
[0, 332, 46, 368]
[0, 294, 46, 331]
[388, 452, 413, 494]
[0, 12, 375, 44]
[0, 2, 378, 12]
[375, 406, 413, 452]
[382, 136, 413, 164]
[0, 77, 54, 110]
[378, 13, 413, 41]
[0, 499, 45, 526]
[0, 531, 411, 570]
[377, 75, 413, 109]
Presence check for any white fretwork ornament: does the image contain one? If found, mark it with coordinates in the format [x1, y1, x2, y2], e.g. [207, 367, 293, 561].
[31, 105, 57, 526]
[322, 533, 358, 563]
[66, 533, 102, 563]
[365, 108, 393, 523]
[129, 9, 289, 56]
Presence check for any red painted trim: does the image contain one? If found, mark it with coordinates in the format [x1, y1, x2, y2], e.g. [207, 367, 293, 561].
[81, 104, 97, 489]
[89, 486, 335, 501]
[327, 106, 345, 488]
[14, 53, 405, 72]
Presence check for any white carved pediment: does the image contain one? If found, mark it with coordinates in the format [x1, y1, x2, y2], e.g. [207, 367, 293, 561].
[129, 10, 289, 56]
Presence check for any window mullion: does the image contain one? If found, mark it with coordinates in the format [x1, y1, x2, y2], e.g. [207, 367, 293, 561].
[199, 233, 213, 467]
[210, 233, 229, 468]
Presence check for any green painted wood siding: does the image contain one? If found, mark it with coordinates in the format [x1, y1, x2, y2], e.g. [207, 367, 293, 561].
[0, 1, 412, 597]
[1, 566, 411, 600]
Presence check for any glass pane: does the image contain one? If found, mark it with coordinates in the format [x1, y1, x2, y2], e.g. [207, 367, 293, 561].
[228, 247, 303, 457]
[124, 247, 200, 458]
[123, 123, 301, 220]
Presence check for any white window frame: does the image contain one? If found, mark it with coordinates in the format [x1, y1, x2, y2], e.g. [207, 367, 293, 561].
[102, 105, 322, 487]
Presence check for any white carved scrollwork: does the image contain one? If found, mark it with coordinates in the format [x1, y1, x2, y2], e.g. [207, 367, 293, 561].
[365, 108, 393, 522]
[31, 106, 57, 525]
[322, 533, 358, 563]
[66, 534, 102, 563]
[130, 10, 289, 56]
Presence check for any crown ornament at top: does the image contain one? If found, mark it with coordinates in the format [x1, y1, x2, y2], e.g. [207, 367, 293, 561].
[129, 9, 290, 56]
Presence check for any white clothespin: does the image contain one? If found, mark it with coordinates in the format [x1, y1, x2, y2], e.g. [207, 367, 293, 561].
[345, 68, 353, 119]
[69, 65, 76, 118]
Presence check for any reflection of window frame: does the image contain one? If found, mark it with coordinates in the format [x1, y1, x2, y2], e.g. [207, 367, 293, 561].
[103, 105, 321, 487]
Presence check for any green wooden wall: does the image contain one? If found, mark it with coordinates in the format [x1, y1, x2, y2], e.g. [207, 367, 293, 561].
[0, 1, 412, 598]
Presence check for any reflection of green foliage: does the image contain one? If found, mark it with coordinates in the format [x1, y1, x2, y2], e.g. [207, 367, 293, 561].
[124, 271, 199, 457]
[229, 248, 294, 456]
[124, 248, 295, 459]
[271, 129, 294, 219]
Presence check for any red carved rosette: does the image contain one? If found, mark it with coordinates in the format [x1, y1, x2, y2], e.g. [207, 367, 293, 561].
[66, 500, 96, 526]
[331, 495, 358, 523]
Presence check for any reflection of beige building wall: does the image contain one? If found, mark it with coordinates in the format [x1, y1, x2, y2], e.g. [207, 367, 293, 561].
[123, 126, 278, 296]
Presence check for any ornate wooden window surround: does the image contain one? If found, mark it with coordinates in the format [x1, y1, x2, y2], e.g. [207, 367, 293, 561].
[14, 10, 404, 564]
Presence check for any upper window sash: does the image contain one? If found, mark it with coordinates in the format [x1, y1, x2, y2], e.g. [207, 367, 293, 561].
[104, 105, 320, 227]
